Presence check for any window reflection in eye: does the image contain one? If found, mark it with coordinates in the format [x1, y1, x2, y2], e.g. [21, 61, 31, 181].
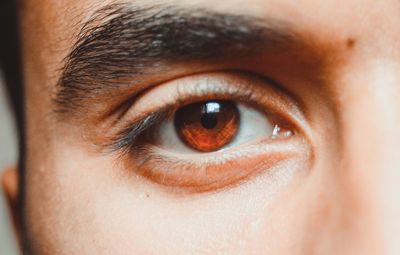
[111, 72, 307, 193]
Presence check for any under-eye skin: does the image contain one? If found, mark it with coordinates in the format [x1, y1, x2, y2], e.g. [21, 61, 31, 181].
[108, 72, 308, 192]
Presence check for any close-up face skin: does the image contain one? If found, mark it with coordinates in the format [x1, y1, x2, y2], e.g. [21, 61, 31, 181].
[3, 0, 400, 254]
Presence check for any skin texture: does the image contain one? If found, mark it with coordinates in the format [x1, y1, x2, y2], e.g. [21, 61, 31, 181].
[3, 0, 400, 254]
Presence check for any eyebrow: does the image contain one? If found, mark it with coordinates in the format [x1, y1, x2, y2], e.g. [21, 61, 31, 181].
[55, 3, 301, 115]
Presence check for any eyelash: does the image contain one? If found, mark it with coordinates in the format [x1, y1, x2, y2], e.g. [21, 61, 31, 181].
[111, 109, 171, 153]
[105, 72, 305, 192]
[111, 78, 257, 151]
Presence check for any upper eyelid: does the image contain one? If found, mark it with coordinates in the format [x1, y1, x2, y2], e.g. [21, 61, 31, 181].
[102, 71, 308, 154]
[125, 71, 307, 129]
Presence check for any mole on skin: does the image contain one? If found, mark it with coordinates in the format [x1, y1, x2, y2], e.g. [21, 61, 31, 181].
[346, 38, 356, 49]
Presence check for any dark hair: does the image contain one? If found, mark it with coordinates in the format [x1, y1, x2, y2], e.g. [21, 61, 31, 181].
[0, 1, 26, 245]
[0, 0, 23, 130]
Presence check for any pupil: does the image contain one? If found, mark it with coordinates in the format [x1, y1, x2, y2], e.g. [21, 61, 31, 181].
[200, 102, 221, 129]
[201, 114, 218, 129]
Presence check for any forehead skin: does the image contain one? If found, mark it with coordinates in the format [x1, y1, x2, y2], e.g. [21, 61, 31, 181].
[20, 0, 400, 254]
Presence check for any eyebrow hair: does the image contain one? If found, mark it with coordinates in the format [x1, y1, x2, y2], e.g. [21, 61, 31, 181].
[55, 3, 300, 115]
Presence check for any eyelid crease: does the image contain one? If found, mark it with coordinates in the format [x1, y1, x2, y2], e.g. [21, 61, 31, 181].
[94, 71, 313, 193]
[101, 72, 309, 157]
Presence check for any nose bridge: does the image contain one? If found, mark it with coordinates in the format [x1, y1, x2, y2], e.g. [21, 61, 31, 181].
[337, 62, 400, 254]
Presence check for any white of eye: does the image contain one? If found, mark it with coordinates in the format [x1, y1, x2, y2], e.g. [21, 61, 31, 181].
[154, 103, 276, 154]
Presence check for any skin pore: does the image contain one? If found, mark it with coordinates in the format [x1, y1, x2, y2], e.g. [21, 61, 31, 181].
[3, 0, 400, 254]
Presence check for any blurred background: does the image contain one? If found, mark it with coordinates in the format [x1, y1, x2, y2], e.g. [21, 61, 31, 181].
[0, 73, 19, 254]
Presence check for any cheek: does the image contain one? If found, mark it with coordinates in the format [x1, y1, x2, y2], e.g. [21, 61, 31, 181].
[25, 145, 317, 255]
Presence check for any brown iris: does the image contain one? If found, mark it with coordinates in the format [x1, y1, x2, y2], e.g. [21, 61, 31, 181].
[174, 100, 240, 152]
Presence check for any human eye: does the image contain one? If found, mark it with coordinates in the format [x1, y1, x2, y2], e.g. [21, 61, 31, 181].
[108, 72, 310, 193]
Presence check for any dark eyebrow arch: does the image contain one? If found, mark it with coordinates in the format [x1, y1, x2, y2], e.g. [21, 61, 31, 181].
[55, 3, 300, 115]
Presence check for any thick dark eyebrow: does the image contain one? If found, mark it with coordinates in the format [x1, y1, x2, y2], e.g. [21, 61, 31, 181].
[55, 3, 300, 115]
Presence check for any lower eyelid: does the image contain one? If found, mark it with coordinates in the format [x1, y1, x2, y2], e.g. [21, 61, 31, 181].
[126, 138, 304, 193]
[110, 71, 311, 192]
